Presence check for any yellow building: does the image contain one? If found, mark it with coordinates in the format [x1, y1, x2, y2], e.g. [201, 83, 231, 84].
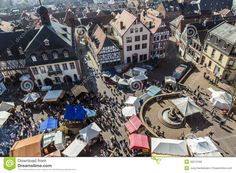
[201, 22, 236, 82]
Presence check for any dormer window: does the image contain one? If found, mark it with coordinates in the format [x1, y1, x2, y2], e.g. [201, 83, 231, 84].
[42, 53, 48, 60]
[7, 48, 12, 56]
[44, 39, 50, 46]
[215, 37, 219, 45]
[18, 47, 24, 55]
[63, 50, 69, 58]
[31, 55, 37, 62]
[223, 42, 228, 49]
[53, 52, 59, 59]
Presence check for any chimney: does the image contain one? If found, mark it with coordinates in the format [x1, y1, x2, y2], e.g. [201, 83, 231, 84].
[120, 21, 124, 29]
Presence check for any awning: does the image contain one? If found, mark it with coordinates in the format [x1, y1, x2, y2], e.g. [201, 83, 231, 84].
[10, 134, 43, 157]
[118, 78, 129, 85]
[171, 97, 202, 117]
[39, 117, 58, 132]
[125, 115, 142, 133]
[111, 75, 121, 83]
[43, 90, 65, 102]
[71, 85, 88, 97]
[129, 134, 149, 150]
[62, 139, 87, 157]
[186, 137, 218, 155]
[208, 88, 233, 110]
[84, 108, 97, 118]
[151, 138, 189, 156]
[64, 104, 86, 121]
[21, 92, 40, 103]
[19, 74, 30, 81]
[122, 106, 136, 117]
[147, 85, 161, 97]
[0, 102, 15, 112]
[79, 122, 101, 143]
[0, 111, 11, 127]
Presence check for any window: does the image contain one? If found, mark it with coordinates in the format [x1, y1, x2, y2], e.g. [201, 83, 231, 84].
[39, 66, 46, 73]
[47, 65, 53, 72]
[142, 43, 147, 49]
[208, 61, 212, 67]
[140, 27, 143, 32]
[54, 64, 61, 71]
[204, 44, 208, 51]
[135, 36, 140, 41]
[164, 35, 167, 39]
[69, 62, 75, 69]
[7, 48, 12, 56]
[63, 50, 69, 58]
[55, 77, 61, 83]
[18, 47, 24, 55]
[31, 67, 38, 75]
[130, 28, 134, 33]
[44, 39, 50, 46]
[127, 46, 132, 51]
[135, 28, 138, 33]
[211, 49, 215, 57]
[53, 52, 59, 59]
[31, 55, 37, 61]
[42, 53, 48, 60]
[228, 59, 235, 66]
[135, 44, 140, 50]
[219, 54, 223, 62]
[62, 63, 68, 70]
[126, 37, 132, 43]
[143, 54, 147, 61]
[157, 36, 160, 41]
[140, 55, 144, 61]
[142, 34, 147, 40]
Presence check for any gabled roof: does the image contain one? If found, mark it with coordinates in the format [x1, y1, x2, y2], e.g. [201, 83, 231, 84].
[170, 15, 184, 28]
[110, 10, 137, 36]
[25, 21, 72, 52]
[91, 25, 118, 55]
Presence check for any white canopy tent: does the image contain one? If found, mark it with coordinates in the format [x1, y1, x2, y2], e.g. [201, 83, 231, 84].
[62, 139, 87, 157]
[79, 122, 102, 143]
[151, 138, 189, 156]
[21, 92, 40, 103]
[0, 111, 11, 127]
[125, 96, 140, 111]
[111, 75, 121, 83]
[19, 74, 30, 81]
[208, 88, 233, 110]
[0, 102, 15, 112]
[186, 137, 218, 156]
[171, 97, 202, 117]
[118, 78, 129, 86]
[122, 106, 136, 117]
[43, 90, 65, 102]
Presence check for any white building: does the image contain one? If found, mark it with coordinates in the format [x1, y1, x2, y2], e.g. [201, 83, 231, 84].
[110, 10, 151, 64]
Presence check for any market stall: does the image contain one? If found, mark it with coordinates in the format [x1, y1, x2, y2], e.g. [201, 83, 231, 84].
[10, 134, 43, 157]
[125, 115, 142, 134]
[43, 90, 65, 102]
[122, 106, 136, 117]
[79, 122, 101, 143]
[21, 92, 40, 103]
[151, 138, 189, 156]
[39, 117, 58, 132]
[62, 138, 87, 157]
[0, 111, 11, 128]
[0, 102, 15, 112]
[129, 134, 149, 150]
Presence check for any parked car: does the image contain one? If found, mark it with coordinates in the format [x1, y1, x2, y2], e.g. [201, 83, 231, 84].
[172, 64, 188, 81]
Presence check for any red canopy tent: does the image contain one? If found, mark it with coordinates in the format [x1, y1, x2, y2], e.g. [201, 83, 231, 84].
[129, 134, 149, 150]
[125, 115, 142, 133]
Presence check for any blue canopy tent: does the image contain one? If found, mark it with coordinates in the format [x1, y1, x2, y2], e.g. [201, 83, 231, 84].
[39, 117, 58, 132]
[84, 108, 97, 118]
[75, 104, 86, 121]
[64, 105, 76, 120]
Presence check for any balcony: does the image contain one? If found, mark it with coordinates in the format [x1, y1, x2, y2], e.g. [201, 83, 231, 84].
[48, 70, 62, 76]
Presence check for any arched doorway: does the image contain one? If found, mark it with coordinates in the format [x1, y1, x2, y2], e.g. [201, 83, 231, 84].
[63, 75, 73, 83]
[44, 78, 53, 86]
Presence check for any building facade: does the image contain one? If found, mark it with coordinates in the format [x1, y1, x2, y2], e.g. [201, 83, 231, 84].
[110, 10, 151, 64]
[201, 22, 236, 82]
[88, 25, 121, 70]
[25, 5, 81, 87]
[140, 9, 169, 60]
